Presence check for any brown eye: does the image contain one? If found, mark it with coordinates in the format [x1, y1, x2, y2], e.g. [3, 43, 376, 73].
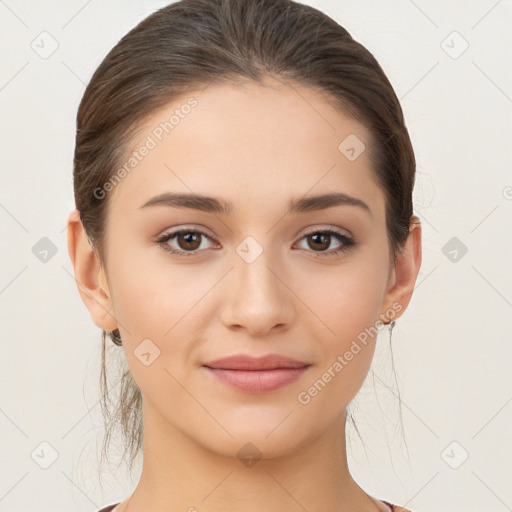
[307, 233, 331, 251]
[156, 228, 218, 257]
[296, 229, 355, 257]
[176, 232, 202, 251]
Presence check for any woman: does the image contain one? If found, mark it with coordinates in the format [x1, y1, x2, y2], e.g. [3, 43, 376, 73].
[67, 0, 422, 510]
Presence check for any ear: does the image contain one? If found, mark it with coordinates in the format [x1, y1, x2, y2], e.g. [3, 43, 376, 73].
[66, 209, 118, 332]
[379, 216, 422, 323]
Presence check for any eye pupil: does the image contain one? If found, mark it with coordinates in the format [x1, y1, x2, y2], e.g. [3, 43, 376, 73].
[309, 233, 330, 251]
[179, 232, 201, 250]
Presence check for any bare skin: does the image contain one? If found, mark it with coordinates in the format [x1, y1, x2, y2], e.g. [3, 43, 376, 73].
[68, 77, 421, 512]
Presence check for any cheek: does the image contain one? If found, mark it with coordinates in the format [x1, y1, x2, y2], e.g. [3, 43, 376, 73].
[106, 244, 213, 388]
[298, 253, 388, 391]
[303, 258, 387, 341]
[106, 238, 197, 334]
[296, 285, 382, 418]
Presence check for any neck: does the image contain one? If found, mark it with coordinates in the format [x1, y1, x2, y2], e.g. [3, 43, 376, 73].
[120, 403, 382, 512]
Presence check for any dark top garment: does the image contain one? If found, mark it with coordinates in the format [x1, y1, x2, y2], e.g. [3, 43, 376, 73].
[97, 500, 412, 511]
[97, 505, 118, 512]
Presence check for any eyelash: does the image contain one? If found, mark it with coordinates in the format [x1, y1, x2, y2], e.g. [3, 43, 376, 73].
[155, 227, 356, 258]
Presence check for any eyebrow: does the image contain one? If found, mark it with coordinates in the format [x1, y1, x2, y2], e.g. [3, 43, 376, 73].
[139, 191, 372, 217]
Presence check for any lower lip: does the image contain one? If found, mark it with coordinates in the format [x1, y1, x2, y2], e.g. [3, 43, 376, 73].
[203, 366, 310, 393]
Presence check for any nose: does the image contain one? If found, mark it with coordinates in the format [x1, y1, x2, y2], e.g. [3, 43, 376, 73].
[220, 244, 295, 337]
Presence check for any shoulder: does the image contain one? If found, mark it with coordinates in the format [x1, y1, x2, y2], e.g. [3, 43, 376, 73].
[97, 504, 120, 512]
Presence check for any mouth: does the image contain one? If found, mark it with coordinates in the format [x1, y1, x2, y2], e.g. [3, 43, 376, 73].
[202, 353, 311, 393]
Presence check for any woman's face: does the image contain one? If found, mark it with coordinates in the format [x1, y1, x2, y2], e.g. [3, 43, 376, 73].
[95, 78, 414, 459]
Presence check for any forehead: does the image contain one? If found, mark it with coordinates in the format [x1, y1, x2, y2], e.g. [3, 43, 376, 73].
[107, 78, 384, 218]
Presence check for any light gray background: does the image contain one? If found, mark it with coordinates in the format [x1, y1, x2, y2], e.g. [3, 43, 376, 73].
[0, 1, 511, 511]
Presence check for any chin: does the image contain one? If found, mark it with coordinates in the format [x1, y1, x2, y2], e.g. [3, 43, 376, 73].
[196, 423, 308, 463]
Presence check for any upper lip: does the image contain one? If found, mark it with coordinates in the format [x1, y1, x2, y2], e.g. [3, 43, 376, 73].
[203, 354, 310, 370]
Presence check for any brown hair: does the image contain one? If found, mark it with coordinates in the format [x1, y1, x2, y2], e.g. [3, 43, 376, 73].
[72, 0, 417, 478]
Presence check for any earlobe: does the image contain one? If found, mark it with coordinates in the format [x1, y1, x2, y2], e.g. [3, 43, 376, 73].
[380, 216, 422, 323]
[67, 209, 119, 332]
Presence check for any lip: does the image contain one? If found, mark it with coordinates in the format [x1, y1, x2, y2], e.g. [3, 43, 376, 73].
[202, 354, 311, 393]
[203, 354, 309, 370]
